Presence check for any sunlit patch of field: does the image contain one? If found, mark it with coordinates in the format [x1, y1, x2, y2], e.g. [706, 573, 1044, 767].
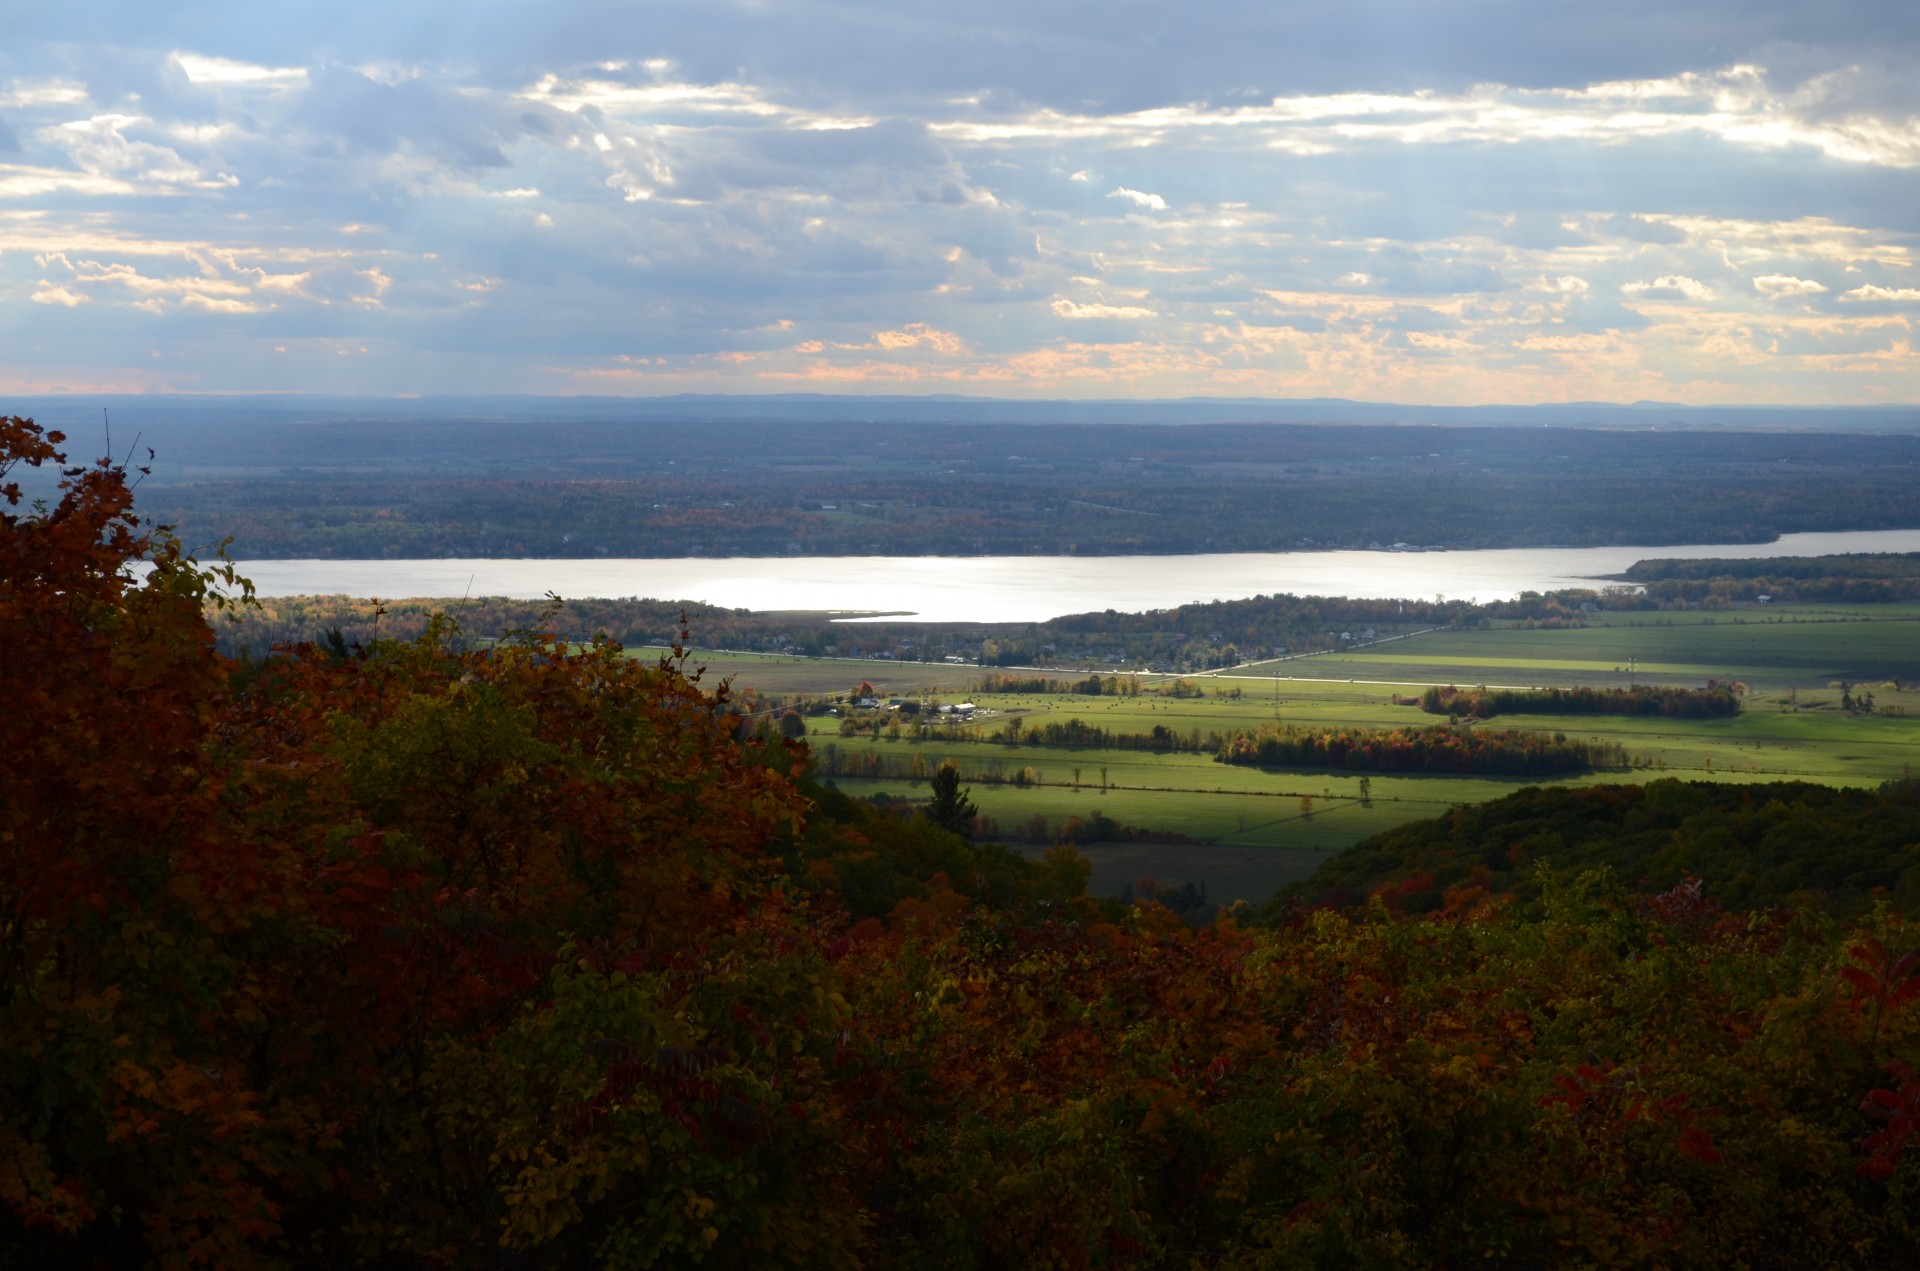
[632, 603, 1920, 902]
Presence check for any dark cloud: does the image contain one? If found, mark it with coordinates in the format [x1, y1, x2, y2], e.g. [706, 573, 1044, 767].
[293, 67, 522, 169]
[16, 2, 1919, 106]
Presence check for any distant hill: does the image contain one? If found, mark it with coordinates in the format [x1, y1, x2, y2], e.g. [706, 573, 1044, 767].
[14, 391, 1920, 432]
[1263, 778, 1920, 920]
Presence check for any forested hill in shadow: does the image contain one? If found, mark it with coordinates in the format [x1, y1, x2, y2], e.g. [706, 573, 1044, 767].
[1263, 779, 1920, 923]
[14, 406, 1915, 559]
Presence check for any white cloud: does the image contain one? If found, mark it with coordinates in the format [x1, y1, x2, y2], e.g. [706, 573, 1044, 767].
[63, 260, 251, 298]
[173, 53, 310, 90]
[1107, 187, 1167, 211]
[1052, 297, 1155, 319]
[1068, 169, 1090, 182]
[1336, 272, 1372, 286]
[44, 115, 210, 186]
[180, 293, 263, 313]
[1622, 275, 1715, 301]
[0, 163, 139, 197]
[1752, 274, 1826, 297]
[1536, 275, 1589, 293]
[29, 283, 88, 307]
[1839, 284, 1920, 302]
[0, 78, 88, 108]
[518, 70, 874, 131]
[934, 63, 1920, 168]
[1640, 215, 1911, 268]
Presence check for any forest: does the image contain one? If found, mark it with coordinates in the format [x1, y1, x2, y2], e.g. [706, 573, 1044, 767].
[1418, 683, 1744, 720]
[1625, 553, 1920, 604]
[6, 413, 1920, 1268]
[215, 586, 1637, 673]
[67, 415, 1920, 562]
[1215, 722, 1619, 776]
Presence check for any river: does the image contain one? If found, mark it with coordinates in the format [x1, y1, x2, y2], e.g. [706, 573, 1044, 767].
[216, 529, 1920, 624]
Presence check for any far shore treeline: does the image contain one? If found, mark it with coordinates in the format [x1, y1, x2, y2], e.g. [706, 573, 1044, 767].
[203, 554, 1920, 673]
[7, 413, 1920, 1267]
[111, 418, 1920, 561]
[212, 584, 1662, 671]
[1626, 552, 1920, 604]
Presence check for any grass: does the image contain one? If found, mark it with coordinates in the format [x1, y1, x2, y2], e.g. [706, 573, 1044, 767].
[626, 603, 1920, 903]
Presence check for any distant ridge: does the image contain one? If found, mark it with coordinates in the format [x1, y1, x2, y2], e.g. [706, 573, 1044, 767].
[11, 392, 1920, 433]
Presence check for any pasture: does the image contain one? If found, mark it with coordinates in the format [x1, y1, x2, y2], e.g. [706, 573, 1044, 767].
[630, 603, 1920, 903]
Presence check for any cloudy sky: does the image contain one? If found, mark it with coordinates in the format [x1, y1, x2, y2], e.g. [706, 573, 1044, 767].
[3, 1, 1918, 403]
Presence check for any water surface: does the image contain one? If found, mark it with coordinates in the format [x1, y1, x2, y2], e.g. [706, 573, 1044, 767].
[230, 529, 1920, 624]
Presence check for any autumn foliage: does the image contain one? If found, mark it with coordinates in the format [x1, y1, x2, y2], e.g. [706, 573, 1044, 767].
[4, 415, 1920, 1268]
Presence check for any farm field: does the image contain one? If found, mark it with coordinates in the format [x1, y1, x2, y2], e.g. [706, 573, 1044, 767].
[1232, 603, 1920, 689]
[631, 603, 1920, 904]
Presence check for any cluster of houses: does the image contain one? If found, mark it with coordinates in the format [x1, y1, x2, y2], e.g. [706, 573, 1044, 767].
[849, 695, 977, 718]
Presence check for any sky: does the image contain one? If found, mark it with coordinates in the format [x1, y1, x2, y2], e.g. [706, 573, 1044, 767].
[2, 1, 1918, 404]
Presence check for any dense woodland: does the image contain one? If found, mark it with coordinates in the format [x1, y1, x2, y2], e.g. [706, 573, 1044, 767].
[215, 588, 1627, 672]
[1215, 722, 1619, 777]
[82, 417, 1920, 561]
[1267, 779, 1920, 921]
[1627, 552, 1920, 604]
[7, 414, 1920, 1268]
[1419, 683, 1744, 720]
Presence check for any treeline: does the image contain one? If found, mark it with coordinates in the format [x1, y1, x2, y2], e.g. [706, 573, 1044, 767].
[814, 744, 1056, 788]
[1625, 552, 1920, 604]
[1419, 682, 1743, 719]
[974, 809, 1208, 848]
[974, 671, 1143, 695]
[835, 713, 1633, 776]
[1626, 551, 1920, 583]
[1217, 722, 1621, 776]
[210, 588, 1626, 676]
[212, 593, 757, 658]
[1013, 717, 1215, 753]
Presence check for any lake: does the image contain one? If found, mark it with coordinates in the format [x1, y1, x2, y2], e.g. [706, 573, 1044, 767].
[221, 529, 1920, 624]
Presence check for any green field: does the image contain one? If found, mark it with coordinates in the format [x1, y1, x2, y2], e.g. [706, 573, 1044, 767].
[632, 605, 1920, 903]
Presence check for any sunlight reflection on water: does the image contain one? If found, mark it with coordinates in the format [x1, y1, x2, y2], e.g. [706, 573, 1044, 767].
[221, 529, 1920, 624]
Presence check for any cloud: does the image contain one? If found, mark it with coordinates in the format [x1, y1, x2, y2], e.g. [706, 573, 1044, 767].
[173, 52, 309, 90]
[1622, 275, 1715, 301]
[1052, 298, 1156, 319]
[1839, 284, 1920, 302]
[41, 114, 217, 186]
[29, 283, 88, 306]
[869, 323, 966, 354]
[934, 63, 1920, 168]
[1, 13, 1918, 403]
[0, 79, 88, 108]
[1107, 186, 1167, 211]
[1752, 274, 1825, 297]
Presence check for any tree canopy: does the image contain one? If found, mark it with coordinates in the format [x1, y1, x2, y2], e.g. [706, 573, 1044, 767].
[4, 413, 1919, 1268]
